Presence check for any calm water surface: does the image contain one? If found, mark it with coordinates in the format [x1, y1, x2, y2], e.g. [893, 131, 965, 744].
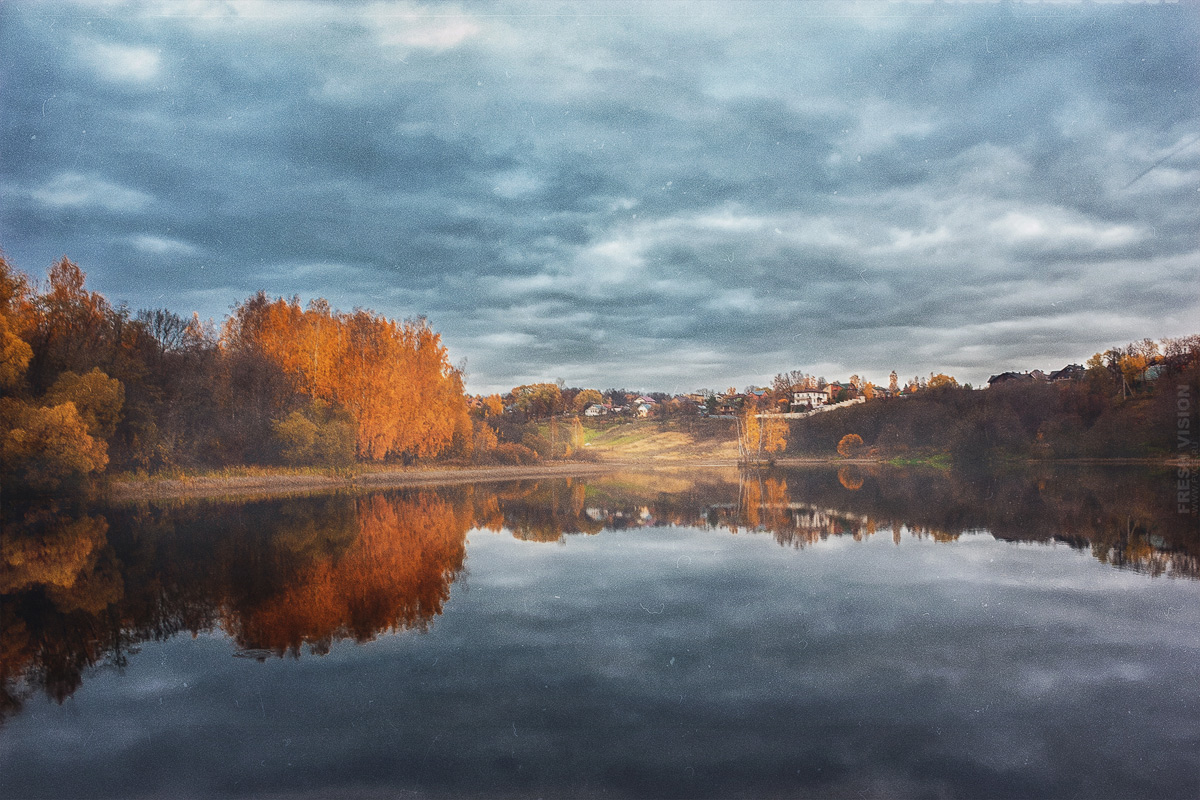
[2, 466, 1198, 798]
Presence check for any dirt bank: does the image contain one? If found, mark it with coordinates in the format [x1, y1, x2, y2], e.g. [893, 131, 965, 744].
[106, 462, 623, 503]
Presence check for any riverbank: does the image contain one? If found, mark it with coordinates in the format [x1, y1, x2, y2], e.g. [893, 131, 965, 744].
[104, 410, 1192, 503]
[105, 452, 1188, 503]
[105, 461, 625, 503]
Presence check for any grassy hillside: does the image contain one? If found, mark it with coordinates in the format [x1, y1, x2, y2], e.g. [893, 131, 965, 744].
[581, 417, 738, 462]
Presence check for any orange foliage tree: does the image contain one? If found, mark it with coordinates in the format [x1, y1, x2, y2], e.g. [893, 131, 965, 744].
[837, 433, 865, 458]
[0, 400, 110, 492]
[223, 293, 469, 461]
[0, 256, 118, 492]
[737, 405, 788, 462]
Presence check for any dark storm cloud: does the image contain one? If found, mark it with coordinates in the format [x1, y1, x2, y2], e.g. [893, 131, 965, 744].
[1, 1, 1197, 393]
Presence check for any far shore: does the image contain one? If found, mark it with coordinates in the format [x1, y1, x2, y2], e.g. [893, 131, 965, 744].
[101, 454, 1191, 503]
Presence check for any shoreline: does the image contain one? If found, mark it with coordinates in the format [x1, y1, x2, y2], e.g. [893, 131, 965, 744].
[104, 461, 626, 503]
[100, 454, 1192, 503]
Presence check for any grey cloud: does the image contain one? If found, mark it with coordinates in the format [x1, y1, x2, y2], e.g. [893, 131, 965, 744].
[1, 1, 1197, 393]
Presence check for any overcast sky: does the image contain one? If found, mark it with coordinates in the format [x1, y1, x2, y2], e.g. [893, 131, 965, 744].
[1, 1, 1197, 394]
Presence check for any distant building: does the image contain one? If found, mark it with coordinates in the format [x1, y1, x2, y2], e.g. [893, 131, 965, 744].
[791, 390, 826, 411]
[1048, 364, 1085, 382]
[825, 382, 858, 402]
[715, 395, 744, 415]
[987, 371, 1036, 387]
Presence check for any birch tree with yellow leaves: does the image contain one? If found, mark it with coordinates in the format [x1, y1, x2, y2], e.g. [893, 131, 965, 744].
[737, 405, 788, 463]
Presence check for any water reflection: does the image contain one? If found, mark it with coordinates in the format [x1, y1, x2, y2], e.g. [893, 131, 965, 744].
[1, 490, 472, 722]
[1, 465, 1195, 724]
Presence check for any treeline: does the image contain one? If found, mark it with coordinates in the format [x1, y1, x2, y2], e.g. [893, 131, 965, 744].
[0, 254, 478, 494]
[786, 337, 1200, 461]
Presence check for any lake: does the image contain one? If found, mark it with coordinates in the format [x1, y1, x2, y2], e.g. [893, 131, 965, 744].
[2, 466, 1198, 798]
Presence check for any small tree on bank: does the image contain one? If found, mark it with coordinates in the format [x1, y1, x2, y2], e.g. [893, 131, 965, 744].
[837, 433, 865, 458]
[738, 406, 788, 463]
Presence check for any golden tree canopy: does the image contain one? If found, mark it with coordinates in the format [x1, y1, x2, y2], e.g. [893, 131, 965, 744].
[837, 433, 865, 458]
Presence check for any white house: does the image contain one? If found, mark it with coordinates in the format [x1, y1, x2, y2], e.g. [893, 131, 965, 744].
[791, 390, 826, 411]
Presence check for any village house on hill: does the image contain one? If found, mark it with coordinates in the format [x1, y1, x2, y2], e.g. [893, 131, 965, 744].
[824, 382, 860, 403]
[1049, 364, 1085, 382]
[714, 394, 744, 415]
[790, 390, 826, 412]
[988, 365, 1085, 388]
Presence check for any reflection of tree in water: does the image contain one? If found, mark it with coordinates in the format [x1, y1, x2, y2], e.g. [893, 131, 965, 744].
[1, 506, 125, 719]
[724, 473, 875, 548]
[837, 467, 864, 491]
[562, 468, 1199, 577]
[224, 492, 470, 656]
[2, 466, 1196, 723]
[765, 466, 1200, 577]
[489, 478, 604, 542]
[0, 490, 476, 721]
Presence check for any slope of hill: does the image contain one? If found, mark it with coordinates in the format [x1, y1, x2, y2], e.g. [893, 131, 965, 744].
[583, 418, 739, 463]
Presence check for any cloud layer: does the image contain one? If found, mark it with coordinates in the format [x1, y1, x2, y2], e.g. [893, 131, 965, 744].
[1, 1, 1197, 392]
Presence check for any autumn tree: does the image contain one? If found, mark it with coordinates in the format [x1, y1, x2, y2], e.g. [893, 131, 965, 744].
[223, 294, 469, 462]
[1108, 340, 1159, 397]
[0, 258, 121, 493]
[0, 256, 32, 393]
[44, 369, 124, 442]
[472, 420, 499, 457]
[272, 400, 356, 467]
[476, 394, 504, 418]
[837, 433, 865, 458]
[568, 416, 585, 454]
[1162, 335, 1200, 367]
[23, 258, 114, 394]
[771, 370, 816, 411]
[0, 312, 31, 393]
[508, 383, 563, 420]
[0, 400, 109, 492]
[737, 405, 788, 463]
[573, 388, 604, 413]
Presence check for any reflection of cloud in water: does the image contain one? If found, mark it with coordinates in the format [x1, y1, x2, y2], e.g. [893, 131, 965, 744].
[3, 466, 1200, 799]
[1, 466, 1196, 722]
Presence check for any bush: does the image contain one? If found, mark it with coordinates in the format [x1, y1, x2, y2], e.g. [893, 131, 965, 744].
[837, 433, 865, 458]
[520, 431, 552, 458]
[271, 401, 356, 467]
[491, 442, 540, 465]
